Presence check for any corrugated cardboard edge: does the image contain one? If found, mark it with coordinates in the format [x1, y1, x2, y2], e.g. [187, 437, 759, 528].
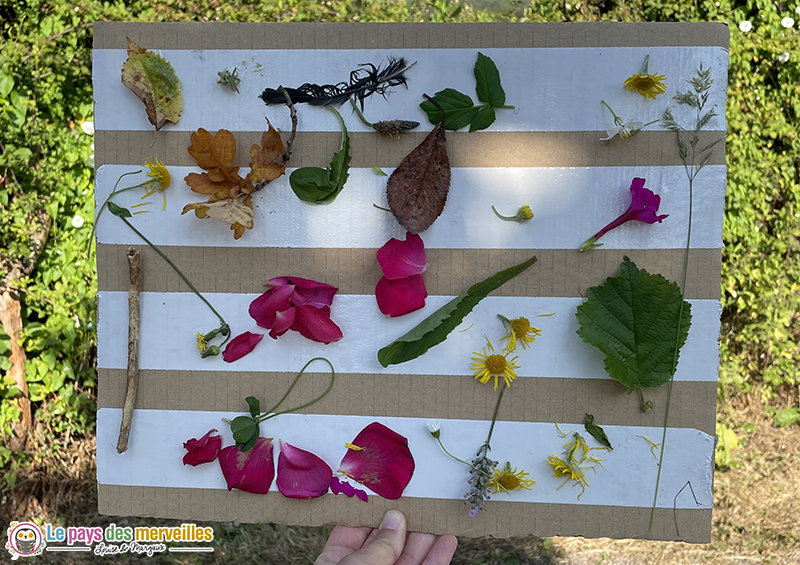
[93, 21, 729, 50]
[96, 245, 722, 300]
[98, 485, 712, 543]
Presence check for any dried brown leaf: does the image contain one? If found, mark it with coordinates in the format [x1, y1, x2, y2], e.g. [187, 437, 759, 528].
[245, 120, 286, 187]
[386, 109, 451, 234]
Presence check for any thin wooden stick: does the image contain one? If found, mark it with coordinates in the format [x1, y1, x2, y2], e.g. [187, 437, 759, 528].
[117, 247, 142, 453]
[279, 86, 298, 163]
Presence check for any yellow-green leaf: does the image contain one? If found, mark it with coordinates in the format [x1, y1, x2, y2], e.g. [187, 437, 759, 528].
[121, 37, 182, 131]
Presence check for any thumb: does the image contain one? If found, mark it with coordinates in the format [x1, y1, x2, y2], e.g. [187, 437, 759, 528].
[339, 510, 407, 565]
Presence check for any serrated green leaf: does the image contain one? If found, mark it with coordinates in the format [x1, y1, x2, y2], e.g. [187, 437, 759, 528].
[420, 88, 478, 131]
[584, 413, 612, 449]
[107, 201, 132, 218]
[575, 257, 692, 393]
[469, 104, 496, 132]
[474, 52, 505, 107]
[289, 107, 350, 203]
[245, 396, 260, 418]
[378, 255, 537, 367]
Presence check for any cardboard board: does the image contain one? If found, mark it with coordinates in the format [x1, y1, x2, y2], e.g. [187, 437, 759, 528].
[93, 21, 728, 542]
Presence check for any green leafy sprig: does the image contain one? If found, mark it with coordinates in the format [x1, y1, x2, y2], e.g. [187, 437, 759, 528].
[583, 413, 613, 450]
[289, 106, 350, 203]
[420, 52, 514, 132]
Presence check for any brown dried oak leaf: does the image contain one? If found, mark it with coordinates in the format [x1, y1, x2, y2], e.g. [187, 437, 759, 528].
[386, 102, 451, 234]
[182, 120, 285, 239]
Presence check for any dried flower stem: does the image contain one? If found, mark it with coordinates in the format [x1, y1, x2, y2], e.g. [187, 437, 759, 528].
[278, 87, 298, 164]
[116, 247, 141, 454]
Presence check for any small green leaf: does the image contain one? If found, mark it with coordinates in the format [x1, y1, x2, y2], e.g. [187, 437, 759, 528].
[230, 415, 258, 446]
[239, 433, 259, 452]
[420, 88, 478, 131]
[575, 257, 692, 394]
[372, 167, 387, 176]
[469, 104, 496, 132]
[583, 413, 612, 450]
[0, 72, 13, 97]
[774, 407, 800, 428]
[107, 201, 132, 218]
[474, 52, 506, 107]
[245, 396, 260, 418]
[378, 255, 537, 367]
[289, 107, 350, 203]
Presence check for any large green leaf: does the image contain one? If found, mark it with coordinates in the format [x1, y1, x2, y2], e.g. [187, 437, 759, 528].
[575, 257, 692, 394]
[474, 52, 505, 107]
[419, 88, 478, 131]
[289, 107, 350, 203]
[378, 255, 537, 367]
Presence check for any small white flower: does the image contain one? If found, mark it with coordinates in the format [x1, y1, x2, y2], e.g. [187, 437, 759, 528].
[782, 16, 795, 28]
[778, 52, 791, 63]
[796, 6, 800, 14]
[601, 119, 644, 141]
[80, 121, 94, 135]
[71, 215, 85, 228]
[739, 20, 752, 32]
[426, 420, 441, 438]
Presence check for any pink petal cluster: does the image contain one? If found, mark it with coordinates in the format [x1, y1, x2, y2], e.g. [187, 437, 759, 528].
[375, 233, 428, 317]
[182, 429, 222, 466]
[580, 178, 668, 251]
[338, 422, 415, 500]
[218, 437, 275, 494]
[222, 331, 264, 363]
[249, 276, 343, 344]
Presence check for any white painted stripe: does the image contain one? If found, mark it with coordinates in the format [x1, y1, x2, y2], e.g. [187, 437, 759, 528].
[96, 408, 713, 509]
[93, 47, 728, 133]
[97, 293, 720, 382]
[96, 165, 725, 250]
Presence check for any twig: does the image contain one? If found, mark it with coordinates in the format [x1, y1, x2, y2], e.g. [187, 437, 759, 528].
[117, 247, 142, 453]
[21, 22, 93, 63]
[673, 480, 701, 538]
[279, 87, 298, 164]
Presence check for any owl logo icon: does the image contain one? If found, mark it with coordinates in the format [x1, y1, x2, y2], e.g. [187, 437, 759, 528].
[6, 522, 45, 560]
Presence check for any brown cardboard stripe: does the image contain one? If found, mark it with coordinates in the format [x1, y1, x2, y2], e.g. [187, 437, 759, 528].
[94, 21, 728, 51]
[97, 484, 712, 543]
[96, 244, 722, 300]
[98, 368, 716, 435]
[94, 130, 726, 168]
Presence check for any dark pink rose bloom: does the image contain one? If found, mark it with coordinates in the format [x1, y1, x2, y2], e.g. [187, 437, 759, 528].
[377, 233, 428, 280]
[182, 429, 222, 466]
[375, 274, 427, 317]
[338, 422, 415, 500]
[580, 178, 668, 251]
[331, 476, 368, 502]
[276, 440, 332, 499]
[222, 331, 264, 363]
[249, 277, 343, 344]
[218, 437, 275, 494]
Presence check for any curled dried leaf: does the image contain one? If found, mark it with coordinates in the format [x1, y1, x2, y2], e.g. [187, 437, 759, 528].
[386, 97, 451, 234]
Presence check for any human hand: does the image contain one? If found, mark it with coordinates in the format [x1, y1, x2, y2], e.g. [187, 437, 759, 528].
[315, 510, 458, 565]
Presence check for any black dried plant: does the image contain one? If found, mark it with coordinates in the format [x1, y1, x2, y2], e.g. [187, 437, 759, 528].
[260, 57, 415, 109]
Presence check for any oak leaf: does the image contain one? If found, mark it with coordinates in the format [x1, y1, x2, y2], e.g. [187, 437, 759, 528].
[183, 195, 255, 240]
[386, 99, 451, 233]
[121, 37, 182, 131]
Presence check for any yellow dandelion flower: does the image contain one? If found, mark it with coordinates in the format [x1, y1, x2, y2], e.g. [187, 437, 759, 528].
[623, 55, 666, 101]
[471, 339, 519, 390]
[547, 431, 607, 500]
[196, 332, 208, 353]
[143, 157, 171, 210]
[489, 462, 536, 494]
[499, 314, 543, 352]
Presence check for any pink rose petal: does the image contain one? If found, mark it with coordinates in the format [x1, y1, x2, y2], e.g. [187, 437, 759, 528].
[331, 476, 368, 502]
[218, 437, 275, 494]
[249, 284, 295, 329]
[338, 422, 415, 500]
[377, 233, 428, 280]
[290, 305, 344, 344]
[222, 332, 264, 363]
[270, 307, 296, 339]
[276, 440, 333, 499]
[182, 429, 222, 466]
[266, 276, 338, 309]
[375, 274, 427, 317]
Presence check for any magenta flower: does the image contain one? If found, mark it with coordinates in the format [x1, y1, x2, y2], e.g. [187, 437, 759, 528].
[276, 440, 333, 499]
[580, 178, 668, 252]
[182, 429, 222, 466]
[222, 331, 264, 363]
[375, 233, 428, 317]
[331, 476, 368, 502]
[218, 437, 275, 494]
[338, 422, 415, 500]
[249, 276, 343, 344]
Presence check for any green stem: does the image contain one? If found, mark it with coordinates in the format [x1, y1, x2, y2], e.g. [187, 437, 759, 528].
[496, 105, 516, 110]
[485, 385, 506, 448]
[87, 170, 147, 256]
[601, 100, 622, 126]
[257, 357, 335, 421]
[491, 205, 517, 222]
[641, 54, 650, 75]
[118, 216, 228, 330]
[350, 98, 375, 128]
[436, 437, 473, 468]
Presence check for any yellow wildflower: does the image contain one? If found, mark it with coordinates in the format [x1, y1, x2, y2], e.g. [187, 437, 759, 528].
[499, 314, 543, 352]
[143, 157, 171, 210]
[489, 462, 535, 494]
[471, 338, 519, 390]
[196, 332, 208, 353]
[547, 431, 607, 500]
[623, 55, 666, 101]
